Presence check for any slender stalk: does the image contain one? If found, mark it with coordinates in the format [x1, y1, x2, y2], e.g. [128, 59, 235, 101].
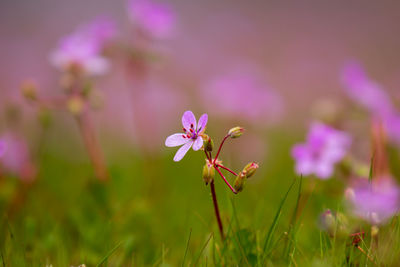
[216, 164, 238, 176]
[76, 111, 109, 181]
[215, 167, 237, 194]
[213, 135, 229, 164]
[204, 150, 211, 162]
[210, 181, 224, 240]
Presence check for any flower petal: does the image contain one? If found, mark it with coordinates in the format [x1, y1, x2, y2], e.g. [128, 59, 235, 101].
[173, 141, 193, 162]
[165, 133, 188, 147]
[197, 113, 208, 133]
[182, 110, 196, 131]
[192, 137, 203, 151]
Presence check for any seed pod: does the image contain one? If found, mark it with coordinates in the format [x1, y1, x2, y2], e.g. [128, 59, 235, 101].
[242, 162, 259, 178]
[202, 161, 215, 185]
[228, 127, 244, 138]
[202, 134, 214, 152]
[234, 171, 247, 192]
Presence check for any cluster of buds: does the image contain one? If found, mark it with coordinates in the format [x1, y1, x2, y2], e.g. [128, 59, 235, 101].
[165, 111, 259, 194]
[233, 162, 259, 192]
[201, 126, 259, 194]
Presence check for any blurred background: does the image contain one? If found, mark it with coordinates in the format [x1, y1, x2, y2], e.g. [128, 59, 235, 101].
[1, 0, 400, 265]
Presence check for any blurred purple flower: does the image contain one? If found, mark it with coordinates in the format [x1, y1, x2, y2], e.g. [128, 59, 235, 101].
[384, 114, 400, 146]
[50, 17, 116, 75]
[0, 140, 6, 157]
[202, 68, 284, 123]
[346, 178, 400, 225]
[341, 61, 394, 118]
[165, 111, 207, 162]
[128, 0, 175, 39]
[0, 133, 35, 181]
[291, 122, 351, 179]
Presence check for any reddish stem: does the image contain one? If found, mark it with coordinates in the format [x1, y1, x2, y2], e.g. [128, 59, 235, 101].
[210, 180, 225, 240]
[216, 164, 238, 176]
[215, 167, 237, 194]
[213, 134, 230, 164]
[204, 149, 211, 162]
[76, 111, 109, 181]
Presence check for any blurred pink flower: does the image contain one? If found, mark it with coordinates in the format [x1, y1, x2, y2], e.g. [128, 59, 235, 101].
[0, 140, 6, 157]
[202, 68, 284, 124]
[346, 177, 400, 225]
[341, 61, 400, 146]
[291, 122, 351, 179]
[386, 114, 400, 145]
[50, 17, 116, 75]
[128, 0, 175, 40]
[341, 61, 394, 119]
[165, 111, 207, 162]
[0, 133, 35, 181]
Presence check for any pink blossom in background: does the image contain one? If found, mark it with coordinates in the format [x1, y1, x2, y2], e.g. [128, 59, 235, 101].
[0, 140, 6, 157]
[49, 17, 116, 75]
[346, 177, 400, 225]
[386, 115, 400, 145]
[291, 122, 351, 179]
[128, 0, 175, 40]
[165, 111, 207, 162]
[341, 61, 394, 119]
[201, 67, 284, 124]
[341, 61, 400, 146]
[0, 133, 35, 181]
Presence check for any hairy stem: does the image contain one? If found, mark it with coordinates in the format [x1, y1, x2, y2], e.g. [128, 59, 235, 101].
[216, 164, 238, 176]
[210, 181, 224, 240]
[213, 135, 230, 164]
[215, 167, 237, 194]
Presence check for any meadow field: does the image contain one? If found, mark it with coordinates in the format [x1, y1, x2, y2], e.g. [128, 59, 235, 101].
[1, 0, 400, 266]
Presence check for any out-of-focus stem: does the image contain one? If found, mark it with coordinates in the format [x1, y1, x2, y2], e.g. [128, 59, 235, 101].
[216, 164, 238, 176]
[215, 167, 237, 194]
[76, 111, 109, 181]
[210, 180, 224, 240]
[213, 135, 230, 164]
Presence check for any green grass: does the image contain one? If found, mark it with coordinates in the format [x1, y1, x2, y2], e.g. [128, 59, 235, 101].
[0, 126, 399, 266]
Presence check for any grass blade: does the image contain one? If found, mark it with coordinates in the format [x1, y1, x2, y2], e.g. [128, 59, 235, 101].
[96, 241, 123, 267]
[262, 178, 296, 257]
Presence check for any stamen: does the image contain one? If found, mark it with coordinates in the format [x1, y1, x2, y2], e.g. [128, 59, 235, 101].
[183, 128, 187, 132]
[190, 129, 194, 133]
[186, 134, 191, 138]
[182, 134, 186, 138]
[190, 123, 194, 129]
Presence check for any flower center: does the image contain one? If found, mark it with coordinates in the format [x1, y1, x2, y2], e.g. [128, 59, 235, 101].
[182, 123, 199, 140]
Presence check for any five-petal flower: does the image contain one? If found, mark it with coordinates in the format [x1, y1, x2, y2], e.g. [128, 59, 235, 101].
[165, 111, 208, 161]
[291, 122, 351, 179]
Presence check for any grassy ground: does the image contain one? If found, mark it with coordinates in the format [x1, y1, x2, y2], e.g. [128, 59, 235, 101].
[1, 124, 399, 266]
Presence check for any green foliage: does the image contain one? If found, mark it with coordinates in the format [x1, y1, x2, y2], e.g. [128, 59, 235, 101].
[0, 127, 399, 266]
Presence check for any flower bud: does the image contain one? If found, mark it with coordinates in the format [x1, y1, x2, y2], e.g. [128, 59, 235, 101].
[202, 161, 215, 185]
[202, 134, 214, 152]
[319, 209, 349, 237]
[21, 80, 37, 101]
[242, 162, 259, 178]
[234, 171, 247, 192]
[228, 127, 244, 138]
[67, 95, 85, 116]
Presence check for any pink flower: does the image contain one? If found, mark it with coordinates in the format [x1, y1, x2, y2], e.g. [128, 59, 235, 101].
[202, 67, 284, 124]
[128, 0, 175, 40]
[50, 17, 116, 75]
[346, 178, 400, 225]
[165, 111, 207, 162]
[291, 122, 351, 179]
[341, 61, 394, 119]
[0, 133, 35, 181]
